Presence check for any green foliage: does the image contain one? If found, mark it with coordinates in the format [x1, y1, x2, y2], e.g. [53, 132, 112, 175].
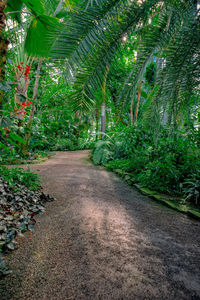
[137, 157, 181, 193]
[25, 16, 64, 57]
[0, 166, 40, 191]
[181, 175, 200, 206]
[92, 140, 113, 165]
[51, 138, 76, 151]
[3, 0, 200, 211]
[5, 0, 24, 23]
[144, 62, 157, 88]
[93, 125, 200, 206]
[106, 158, 132, 172]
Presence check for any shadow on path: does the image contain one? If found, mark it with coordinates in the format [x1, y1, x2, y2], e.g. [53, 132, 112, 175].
[0, 151, 200, 300]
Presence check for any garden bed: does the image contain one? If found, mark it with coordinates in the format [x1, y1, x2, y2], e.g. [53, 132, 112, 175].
[108, 168, 200, 220]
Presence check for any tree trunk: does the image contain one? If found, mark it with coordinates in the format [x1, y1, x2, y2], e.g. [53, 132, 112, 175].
[89, 120, 93, 137]
[15, 75, 31, 122]
[101, 66, 109, 140]
[101, 103, 105, 140]
[130, 95, 134, 125]
[95, 105, 99, 141]
[0, 0, 8, 107]
[22, 59, 42, 156]
[134, 81, 142, 124]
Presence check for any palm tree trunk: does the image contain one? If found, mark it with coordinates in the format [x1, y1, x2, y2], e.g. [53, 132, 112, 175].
[95, 105, 99, 141]
[89, 120, 93, 137]
[130, 95, 134, 125]
[0, 0, 8, 107]
[101, 66, 109, 140]
[134, 81, 142, 124]
[22, 59, 42, 155]
[101, 102, 106, 140]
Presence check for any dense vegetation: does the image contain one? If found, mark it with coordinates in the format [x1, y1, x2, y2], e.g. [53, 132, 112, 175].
[0, 0, 200, 208]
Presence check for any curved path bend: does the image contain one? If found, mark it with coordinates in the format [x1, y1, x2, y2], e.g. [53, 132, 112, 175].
[0, 151, 200, 300]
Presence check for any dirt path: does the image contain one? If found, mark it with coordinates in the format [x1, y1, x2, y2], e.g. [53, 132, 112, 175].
[0, 151, 200, 300]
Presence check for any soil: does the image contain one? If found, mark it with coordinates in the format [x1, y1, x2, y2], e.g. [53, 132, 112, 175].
[0, 151, 200, 300]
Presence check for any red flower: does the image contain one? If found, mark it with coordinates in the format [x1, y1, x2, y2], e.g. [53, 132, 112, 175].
[4, 127, 11, 137]
[20, 62, 24, 65]
[21, 100, 31, 107]
[24, 65, 31, 78]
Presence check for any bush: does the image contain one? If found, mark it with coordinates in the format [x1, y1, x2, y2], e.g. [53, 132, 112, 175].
[51, 138, 76, 151]
[92, 125, 200, 206]
[0, 166, 40, 191]
[77, 137, 95, 150]
[93, 140, 113, 165]
[181, 174, 200, 206]
[106, 158, 132, 172]
[137, 157, 181, 194]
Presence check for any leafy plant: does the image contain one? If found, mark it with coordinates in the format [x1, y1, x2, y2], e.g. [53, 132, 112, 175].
[93, 140, 113, 165]
[182, 176, 200, 206]
[0, 166, 40, 190]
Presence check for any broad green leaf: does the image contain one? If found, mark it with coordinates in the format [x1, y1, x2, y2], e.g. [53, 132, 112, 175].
[25, 16, 64, 57]
[6, 138, 20, 149]
[5, 0, 23, 23]
[9, 133, 26, 145]
[23, 0, 61, 16]
[22, 0, 45, 15]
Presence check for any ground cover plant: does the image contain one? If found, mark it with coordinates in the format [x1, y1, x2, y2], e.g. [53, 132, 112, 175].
[0, 167, 54, 276]
[0, 166, 40, 190]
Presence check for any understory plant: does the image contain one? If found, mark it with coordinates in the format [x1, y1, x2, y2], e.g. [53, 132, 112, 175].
[0, 166, 40, 191]
[93, 125, 200, 206]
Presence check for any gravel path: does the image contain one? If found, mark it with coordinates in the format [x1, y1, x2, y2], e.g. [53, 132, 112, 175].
[0, 151, 200, 300]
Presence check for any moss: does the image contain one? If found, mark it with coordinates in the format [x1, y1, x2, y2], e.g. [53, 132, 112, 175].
[134, 184, 200, 220]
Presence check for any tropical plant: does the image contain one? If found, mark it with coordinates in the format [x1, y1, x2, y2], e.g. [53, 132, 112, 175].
[46, 0, 200, 134]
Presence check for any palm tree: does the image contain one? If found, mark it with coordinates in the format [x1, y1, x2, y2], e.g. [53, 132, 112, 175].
[0, 0, 67, 151]
[47, 0, 199, 133]
[3, 0, 200, 136]
[0, 0, 64, 107]
[0, 0, 9, 105]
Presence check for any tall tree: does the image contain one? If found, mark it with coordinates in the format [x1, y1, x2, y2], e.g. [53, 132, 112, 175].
[0, 0, 8, 105]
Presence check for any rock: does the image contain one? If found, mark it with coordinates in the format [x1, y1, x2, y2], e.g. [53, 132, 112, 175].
[7, 243, 15, 250]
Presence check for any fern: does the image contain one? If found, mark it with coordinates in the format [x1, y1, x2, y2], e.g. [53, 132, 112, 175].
[93, 140, 113, 165]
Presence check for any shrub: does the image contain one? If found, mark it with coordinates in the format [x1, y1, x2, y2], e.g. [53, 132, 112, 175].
[92, 125, 200, 206]
[137, 157, 181, 194]
[0, 166, 40, 191]
[181, 174, 200, 206]
[51, 138, 75, 151]
[106, 158, 132, 172]
[93, 140, 113, 165]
